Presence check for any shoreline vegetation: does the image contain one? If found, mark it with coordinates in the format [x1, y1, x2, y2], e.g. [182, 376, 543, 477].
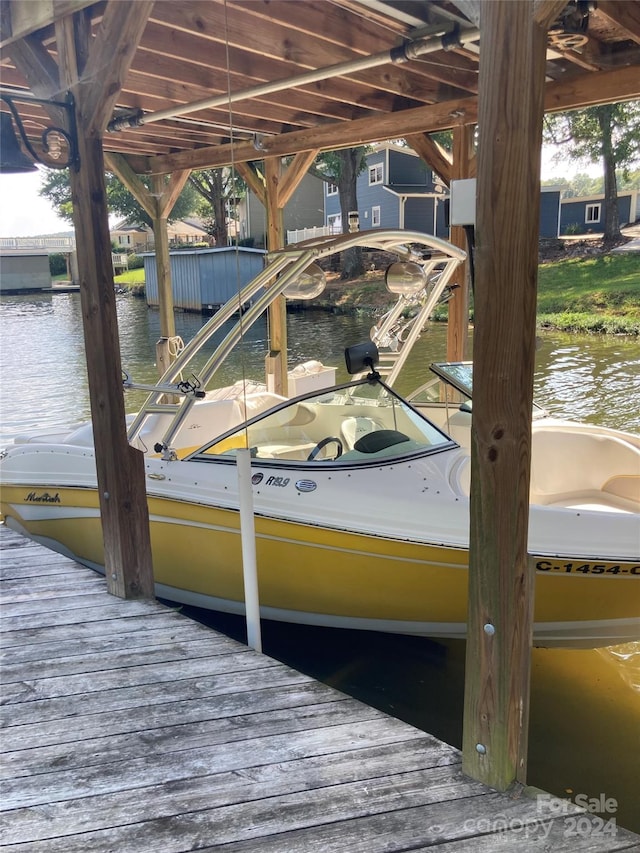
[113, 235, 640, 336]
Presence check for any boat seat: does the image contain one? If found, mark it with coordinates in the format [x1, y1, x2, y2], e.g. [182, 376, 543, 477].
[255, 441, 316, 460]
[446, 407, 472, 449]
[341, 416, 382, 450]
[452, 431, 640, 510]
[529, 429, 640, 509]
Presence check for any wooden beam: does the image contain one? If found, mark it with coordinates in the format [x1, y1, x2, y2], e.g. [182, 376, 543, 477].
[157, 169, 192, 219]
[56, 12, 155, 601]
[264, 157, 287, 397]
[156, 1, 465, 107]
[405, 133, 453, 186]
[5, 33, 68, 128]
[462, 0, 547, 790]
[80, 0, 153, 133]
[151, 175, 176, 355]
[147, 98, 481, 175]
[142, 57, 639, 178]
[0, 0, 94, 48]
[105, 153, 189, 371]
[235, 162, 267, 206]
[545, 62, 640, 111]
[597, 0, 640, 44]
[278, 150, 319, 208]
[533, 0, 567, 29]
[5, 33, 60, 95]
[447, 124, 475, 363]
[104, 151, 156, 219]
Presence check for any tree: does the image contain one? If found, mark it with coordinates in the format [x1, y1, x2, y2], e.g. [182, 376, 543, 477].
[188, 168, 245, 247]
[39, 169, 198, 227]
[544, 101, 640, 243]
[310, 147, 369, 280]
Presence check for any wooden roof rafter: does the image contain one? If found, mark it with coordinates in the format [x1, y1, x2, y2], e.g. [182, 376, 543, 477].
[1, 1, 638, 181]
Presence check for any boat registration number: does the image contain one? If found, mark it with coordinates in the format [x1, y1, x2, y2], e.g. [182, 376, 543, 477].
[535, 560, 640, 576]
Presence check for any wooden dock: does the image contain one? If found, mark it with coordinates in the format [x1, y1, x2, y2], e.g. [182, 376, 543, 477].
[1, 523, 638, 852]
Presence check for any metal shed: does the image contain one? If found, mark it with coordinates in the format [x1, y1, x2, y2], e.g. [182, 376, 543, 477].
[0, 252, 51, 293]
[143, 247, 265, 312]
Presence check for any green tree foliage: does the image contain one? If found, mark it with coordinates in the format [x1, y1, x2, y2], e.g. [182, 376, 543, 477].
[39, 169, 198, 228]
[311, 147, 369, 279]
[544, 101, 640, 242]
[48, 253, 68, 276]
[188, 168, 246, 247]
[541, 169, 640, 199]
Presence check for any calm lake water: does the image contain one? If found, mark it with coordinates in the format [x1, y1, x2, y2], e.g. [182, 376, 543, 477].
[1, 290, 639, 832]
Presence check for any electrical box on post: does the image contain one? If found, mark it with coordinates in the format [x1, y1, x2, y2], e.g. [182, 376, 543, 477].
[450, 179, 477, 226]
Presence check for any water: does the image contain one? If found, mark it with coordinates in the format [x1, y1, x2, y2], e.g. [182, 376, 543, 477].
[2, 293, 639, 444]
[1, 291, 639, 832]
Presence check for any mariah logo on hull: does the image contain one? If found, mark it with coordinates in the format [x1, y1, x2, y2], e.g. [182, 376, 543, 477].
[24, 491, 61, 503]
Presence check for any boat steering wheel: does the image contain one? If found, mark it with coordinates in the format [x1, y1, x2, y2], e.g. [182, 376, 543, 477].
[307, 436, 343, 461]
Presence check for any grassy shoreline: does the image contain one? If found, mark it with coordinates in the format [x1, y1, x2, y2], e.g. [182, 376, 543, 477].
[536, 253, 639, 335]
[114, 249, 640, 335]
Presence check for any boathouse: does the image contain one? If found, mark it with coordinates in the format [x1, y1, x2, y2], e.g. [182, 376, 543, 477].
[2, 0, 638, 812]
[142, 246, 266, 313]
[0, 251, 50, 293]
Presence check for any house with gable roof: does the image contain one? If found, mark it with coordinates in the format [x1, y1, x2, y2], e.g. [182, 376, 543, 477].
[324, 142, 449, 238]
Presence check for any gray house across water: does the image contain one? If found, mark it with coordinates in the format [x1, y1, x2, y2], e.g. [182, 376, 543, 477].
[234, 143, 638, 245]
[324, 143, 449, 238]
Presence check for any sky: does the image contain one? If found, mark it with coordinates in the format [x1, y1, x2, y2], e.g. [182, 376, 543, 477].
[0, 149, 599, 239]
[0, 170, 72, 237]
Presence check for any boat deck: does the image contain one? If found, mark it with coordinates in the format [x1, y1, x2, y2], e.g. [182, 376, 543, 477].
[1, 523, 639, 852]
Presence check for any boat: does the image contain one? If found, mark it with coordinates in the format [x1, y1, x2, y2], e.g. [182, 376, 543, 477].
[1, 229, 638, 648]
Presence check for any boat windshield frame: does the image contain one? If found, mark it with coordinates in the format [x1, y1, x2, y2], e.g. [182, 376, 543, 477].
[185, 376, 458, 468]
[125, 229, 466, 455]
[409, 361, 550, 419]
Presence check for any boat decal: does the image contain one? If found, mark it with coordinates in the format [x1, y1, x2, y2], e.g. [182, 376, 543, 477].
[24, 491, 61, 503]
[251, 472, 264, 485]
[295, 479, 317, 493]
[264, 475, 290, 488]
[12, 505, 99, 521]
[535, 559, 640, 576]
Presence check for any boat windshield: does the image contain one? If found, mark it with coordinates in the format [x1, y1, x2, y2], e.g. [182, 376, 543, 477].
[408, 361, 549, 419]
[188, 378, 455, 465]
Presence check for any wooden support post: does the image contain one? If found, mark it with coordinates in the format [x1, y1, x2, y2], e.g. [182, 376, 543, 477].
[447, 124, 475, 363]
[153, 218, 174, 374]
[238, 154, 317, 395]
[53, 5, 155, 600]
[152, 177, 176, 376]
[264, 157, 287, 396]
[70, 131, 155, 599]
[461, 0, 547, 789]
[106, 155, 190, 377]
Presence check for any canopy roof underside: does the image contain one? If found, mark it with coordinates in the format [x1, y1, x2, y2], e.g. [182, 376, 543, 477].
[1, 0, 639, 175]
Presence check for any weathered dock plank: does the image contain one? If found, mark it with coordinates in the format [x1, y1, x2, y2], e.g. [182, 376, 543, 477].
[1, 524, 638, 852]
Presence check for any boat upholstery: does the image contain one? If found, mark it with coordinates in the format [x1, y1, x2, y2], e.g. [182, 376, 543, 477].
[448, 427, 640, 513]
[530, 428, 640, 511]
[341, 416, 382, 450]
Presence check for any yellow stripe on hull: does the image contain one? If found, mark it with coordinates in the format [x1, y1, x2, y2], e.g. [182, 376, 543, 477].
[2, 485, 638, 629]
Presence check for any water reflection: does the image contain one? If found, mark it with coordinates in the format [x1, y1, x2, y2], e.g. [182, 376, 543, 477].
[534, 332, 640, 430]
[598, 642, 640, 693]
[1, 291, 639, 832]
